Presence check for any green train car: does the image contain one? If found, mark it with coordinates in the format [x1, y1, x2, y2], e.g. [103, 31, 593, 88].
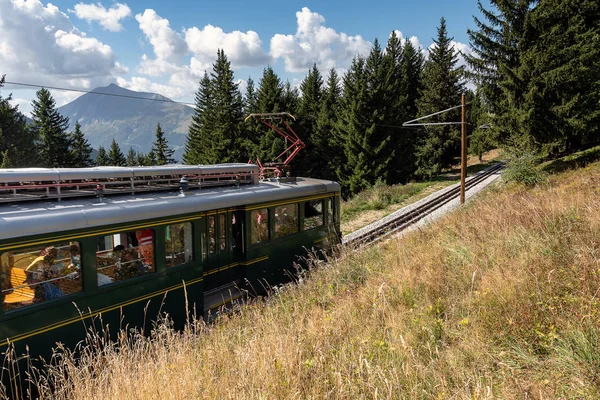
[0, 164, 340, 365]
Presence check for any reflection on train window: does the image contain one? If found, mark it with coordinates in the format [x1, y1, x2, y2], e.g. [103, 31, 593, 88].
[231, 212, 241, 251]
[218, 214, 226, 251]
[1, 242, 82, 311]
[304, 200, 324, 230]
[208, 216, 216, 254]
[95, 229, 155, 286]
[201, 231, 207, 261]
[275, 204, 298, 238]
[251, 209, 269, 244]
[165, 223, 193, 268]
[328, 198, 334, 223]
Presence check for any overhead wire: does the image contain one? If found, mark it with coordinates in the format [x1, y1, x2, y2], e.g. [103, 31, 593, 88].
[3, 80, 196, 106]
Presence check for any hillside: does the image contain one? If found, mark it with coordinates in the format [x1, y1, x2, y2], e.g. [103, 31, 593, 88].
[57, 84, 193, 161]
[15, 154, 600, 399]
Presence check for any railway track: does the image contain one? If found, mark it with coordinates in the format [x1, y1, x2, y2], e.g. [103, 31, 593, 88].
[343, 162, 504, 248]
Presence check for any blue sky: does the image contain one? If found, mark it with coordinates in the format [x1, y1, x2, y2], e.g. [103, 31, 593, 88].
[0, 0, 490, 116]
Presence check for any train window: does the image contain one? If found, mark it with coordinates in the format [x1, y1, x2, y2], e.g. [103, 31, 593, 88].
[304, 200, 324, 230]
[251, 209, 269, 244]
[328, 198, 334, 223]
[165, 223, 193, 268]
[1, 242, 82, 311]
[208, 216, 216, 254]
[95, 229, 156, 286]
[275, 204, 299, 238]
[218, 214, 226, 251]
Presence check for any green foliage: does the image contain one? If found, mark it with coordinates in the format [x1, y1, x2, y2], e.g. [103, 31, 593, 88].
[95, 146, 109, 166]
[518, 0, 600, 154]
[336, 40, 399, 196]
[416, 17, 465, 179]
[151, 122, 175, 165]
[184, 50, 246, 165]
[297, 64, 324, 177]
[314, 68, 342, 181]
[108, 138, 126, 166]
[126, 147, 138, 166]
[183, 73, 212, 165]
[31, 88, 71, 168]
[251, 66, 285, 162]
[70, 122, 93, 167]
[502, 145, 546, 186]
[0, 75, 37, 167]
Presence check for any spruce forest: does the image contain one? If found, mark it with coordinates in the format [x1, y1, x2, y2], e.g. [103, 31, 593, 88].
[1, 1, 599, 198]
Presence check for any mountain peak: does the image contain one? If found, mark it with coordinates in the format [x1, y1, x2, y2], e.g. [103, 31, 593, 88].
[90, 83, 173, 103]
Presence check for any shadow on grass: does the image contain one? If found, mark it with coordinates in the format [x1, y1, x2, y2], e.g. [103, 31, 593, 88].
[540, 146, 600, 174]
[442, 161, 496, 180]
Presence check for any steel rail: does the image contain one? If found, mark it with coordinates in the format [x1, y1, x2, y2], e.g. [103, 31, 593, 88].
[343, 162, 504, 248]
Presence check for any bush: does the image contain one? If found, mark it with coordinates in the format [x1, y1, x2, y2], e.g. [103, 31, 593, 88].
[502, 147, 546, 186]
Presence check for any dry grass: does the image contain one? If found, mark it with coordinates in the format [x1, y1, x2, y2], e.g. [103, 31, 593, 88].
[4, 161, 600, 399]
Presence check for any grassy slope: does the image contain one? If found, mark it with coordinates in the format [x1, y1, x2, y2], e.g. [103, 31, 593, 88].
[9, 156, 600, 399]
[341, 150, 501, 235]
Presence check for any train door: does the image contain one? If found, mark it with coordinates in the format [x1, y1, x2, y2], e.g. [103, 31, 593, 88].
[204, 210, 244, 291]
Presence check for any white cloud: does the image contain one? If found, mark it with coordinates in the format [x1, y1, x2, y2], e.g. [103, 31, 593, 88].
[426, 40, 472, 67]
[135, 9, 187, 61]
[270, 7, 372, 73]
[0, 0, 119, 88]
[185, 25, 271, 70]
[71, 2, 131, 32]
[115, 76, 188, 100]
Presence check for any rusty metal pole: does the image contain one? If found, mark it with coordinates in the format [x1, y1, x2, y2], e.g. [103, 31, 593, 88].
[460, 93, 467, 205]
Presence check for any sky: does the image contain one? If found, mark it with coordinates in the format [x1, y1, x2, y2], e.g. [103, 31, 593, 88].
[0, 0, 491, 117]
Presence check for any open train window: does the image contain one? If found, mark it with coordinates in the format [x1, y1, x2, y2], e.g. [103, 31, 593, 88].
[165, 223, 193, 268]
[304, 200, 324, 230]
[251, 209, 269, 244]
[95, 229, 156, 286]
[275, 204, 299, 238]
[1, 242, 82, 311]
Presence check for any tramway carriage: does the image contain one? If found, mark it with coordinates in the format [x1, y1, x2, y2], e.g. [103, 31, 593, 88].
[0, 164, 341, 361]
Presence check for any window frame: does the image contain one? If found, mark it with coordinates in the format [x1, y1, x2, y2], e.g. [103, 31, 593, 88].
[1, 241, 84, 313]
[304, 199, 325, 231]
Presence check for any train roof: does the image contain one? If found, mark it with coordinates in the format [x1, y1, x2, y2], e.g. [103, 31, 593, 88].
[0, 177, 340, 242]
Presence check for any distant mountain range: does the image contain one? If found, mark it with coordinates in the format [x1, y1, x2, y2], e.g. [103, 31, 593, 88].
[58, 84, 193, 161]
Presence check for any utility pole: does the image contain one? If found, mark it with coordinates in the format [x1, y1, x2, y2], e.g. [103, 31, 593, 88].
[460, 94, 467, 205]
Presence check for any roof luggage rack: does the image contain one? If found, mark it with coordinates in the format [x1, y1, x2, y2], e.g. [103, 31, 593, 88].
[0, 164, 259, 204]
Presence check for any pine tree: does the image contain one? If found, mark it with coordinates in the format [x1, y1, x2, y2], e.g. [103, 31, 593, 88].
[252, 66, 285, 162]
[96, 146, 109, 166]
[400, 39, 425, 123]
[298, 64, 323, 177]
[337, 52, 393, 196]
[243, 77, 258, 115]
[519, 0, 600, 154]
[315, 68, 342, 181]
[466, 0, 533, 143]
[416, 17, 465, 179]
[145, 150, 157, 166]
[70, 122, 93, 167]
[31, 88, 72, 167]
[183, 73, 213, 165]
[207, 49, 245, 164]
[0, 75, 37, 167]
[383, 31, 414, 183]
[126, 147, 138, 166]
[136, 151, 148, 166]
[108, 139, 126, 166]
[151, 122, 175, 165]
